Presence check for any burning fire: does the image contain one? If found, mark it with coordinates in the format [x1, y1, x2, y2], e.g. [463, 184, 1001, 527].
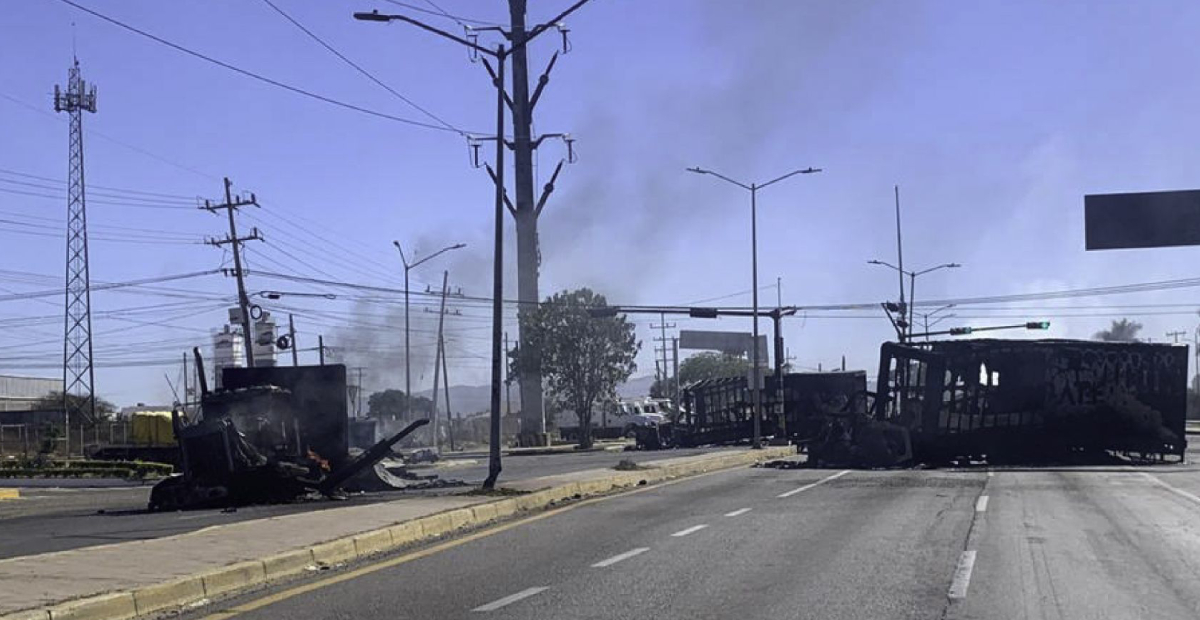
[306, 448, 331, 472]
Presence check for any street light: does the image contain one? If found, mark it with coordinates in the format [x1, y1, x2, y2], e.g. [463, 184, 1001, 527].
[868, 260, 961, 340]
[393, 241, 465, 420]
[688, 165, 821, 448]
[917, 304, 956, 341]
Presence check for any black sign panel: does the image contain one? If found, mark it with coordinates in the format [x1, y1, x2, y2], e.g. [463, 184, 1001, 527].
[1085, 190, 1200, 250]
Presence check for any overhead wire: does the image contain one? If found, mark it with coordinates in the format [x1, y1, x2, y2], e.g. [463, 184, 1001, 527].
[55, 0, 466, 133]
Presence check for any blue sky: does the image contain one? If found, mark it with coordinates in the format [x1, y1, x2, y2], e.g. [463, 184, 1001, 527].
[4, 0, 1200, 407]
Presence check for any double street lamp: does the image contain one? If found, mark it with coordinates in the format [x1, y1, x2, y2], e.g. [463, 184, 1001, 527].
[687, 165, 821, 448]
[393, 241, 465, 420]
[868, 260, 961, 341]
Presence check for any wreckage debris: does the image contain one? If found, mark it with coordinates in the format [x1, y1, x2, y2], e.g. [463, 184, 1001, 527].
[148, 350, 434, 511]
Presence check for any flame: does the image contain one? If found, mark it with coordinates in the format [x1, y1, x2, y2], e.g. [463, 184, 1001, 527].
[306, 448, 331, 472]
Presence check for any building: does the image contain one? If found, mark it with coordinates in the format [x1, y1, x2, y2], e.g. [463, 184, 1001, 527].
[212, 324, 244, 389]
[0, 374, 63, 412]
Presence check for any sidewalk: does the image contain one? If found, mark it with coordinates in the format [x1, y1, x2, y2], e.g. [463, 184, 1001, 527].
[0, 446, 793, 620]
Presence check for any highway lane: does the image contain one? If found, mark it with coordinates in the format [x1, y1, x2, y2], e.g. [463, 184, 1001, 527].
[194, 466, 985, 620]
[0, 446, 727, 560]
[191, 461, 1200, 620]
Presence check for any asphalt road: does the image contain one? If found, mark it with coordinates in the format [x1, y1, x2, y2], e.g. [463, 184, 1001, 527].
[0, 446, 727, 560]
[188, 459, 1200, 620]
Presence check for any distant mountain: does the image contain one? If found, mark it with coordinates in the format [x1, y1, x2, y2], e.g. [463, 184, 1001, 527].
[418, 374, 659, 415]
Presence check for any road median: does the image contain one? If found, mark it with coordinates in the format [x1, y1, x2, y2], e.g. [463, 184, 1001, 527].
[0, 445, 793, 620]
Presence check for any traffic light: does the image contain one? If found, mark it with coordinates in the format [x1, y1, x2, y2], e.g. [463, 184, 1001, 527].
[949, 327, 973, 336]
[689, 307, 719, 319]
[1025, 321, 1051, 330]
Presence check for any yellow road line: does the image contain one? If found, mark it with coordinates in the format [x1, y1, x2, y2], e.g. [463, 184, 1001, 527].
[200, 464, 743, 619]
[0, 488, 19, 500]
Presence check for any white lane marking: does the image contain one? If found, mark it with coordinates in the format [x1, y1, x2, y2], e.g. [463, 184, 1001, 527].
[671, 524, 709, 537]
[725, 507, 752, 517]
[948, 550, 977, 599]
[591, 547, 650, 568]
[975, 495, 989, 513]
[1142, 473, 1200, 507]
[777, 469, 851, 498]
[472, 587, 549, 612]
[987, 471, 994, 478]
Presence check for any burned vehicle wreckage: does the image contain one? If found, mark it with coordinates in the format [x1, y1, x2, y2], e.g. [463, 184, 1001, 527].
[815, 338, 1188, 466]
[636, 339, 1187, 467]
[149, 351, 428, 511]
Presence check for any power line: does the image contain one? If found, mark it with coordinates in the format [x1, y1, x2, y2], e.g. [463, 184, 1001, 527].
[383, 0, 502, 27]
[55, 0, 465, 133]
[259, 0, 468, 136]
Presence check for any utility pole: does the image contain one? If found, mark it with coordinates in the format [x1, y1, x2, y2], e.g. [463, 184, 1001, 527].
[202, 178, 261, 367]
[651, 313, 675, 392]
[56, 57, 99, 446]
[356, 0, 588, 449]
[440, 333, 455, 452]
[430, 271, 449, 451]
[672, 337, 680, 404]
[288, 314, 299, 366]
[318, 335, 325, 366]
[894, 185, 907, 343]
[1167, 330, 1186, 344]
[182, 352, 189, 412]
[504, 332, 513, 416]
[393, 241, 464, 421]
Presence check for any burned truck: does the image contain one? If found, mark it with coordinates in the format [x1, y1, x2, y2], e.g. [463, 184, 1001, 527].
[818, 339, 1188, 466]
[149, 351, 427, 511]
[635, 371, 867, 448]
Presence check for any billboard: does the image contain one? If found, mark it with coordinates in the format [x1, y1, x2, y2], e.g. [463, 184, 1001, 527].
[1085, 190, 1200, 250]
[679, 330, 769, 364]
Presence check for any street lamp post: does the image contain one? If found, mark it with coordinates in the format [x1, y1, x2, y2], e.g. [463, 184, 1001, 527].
[688, 165, 821, 448]
[868, 260, 961, 340]
[393, 241, 465, 421]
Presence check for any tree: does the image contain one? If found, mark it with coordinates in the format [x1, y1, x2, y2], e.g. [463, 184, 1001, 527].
[367, 389, 433, 420]
[31, 391, 115, 420]
[516, 288, 640, 448]
[1094, 318, 1143, 342]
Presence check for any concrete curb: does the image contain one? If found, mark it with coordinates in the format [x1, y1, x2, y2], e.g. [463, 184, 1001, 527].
[0, 489, 18, 501]
[3, 446, 793, 620]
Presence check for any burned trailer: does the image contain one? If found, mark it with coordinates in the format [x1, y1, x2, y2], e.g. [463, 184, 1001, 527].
[644, 371, 867, 448]
[872, 339, 1188, 463]
[149, 351, 428, 511]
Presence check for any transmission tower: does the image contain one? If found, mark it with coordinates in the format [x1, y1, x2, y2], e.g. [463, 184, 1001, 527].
[55, 58, 98, 429]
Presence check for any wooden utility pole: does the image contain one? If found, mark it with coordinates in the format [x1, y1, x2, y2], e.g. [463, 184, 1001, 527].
[202, 178, 261, 367]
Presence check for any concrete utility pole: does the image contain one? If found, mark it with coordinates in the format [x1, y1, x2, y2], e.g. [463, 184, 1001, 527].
[1167, 330, 1186, 344]
[672, 337, 680, 404]
[439, 333, 455, 452]
[687, 166, 822, 448]
[430, 271, 449, 451]
[288, 313, 299, 366]
[202, 178, 261, 367]
[318, 335, 325, 366]
[355, 0, 589, 448]
[652, 313, 675, 389]
[894, 186, 906, 342]
[504, 331, 513, 416]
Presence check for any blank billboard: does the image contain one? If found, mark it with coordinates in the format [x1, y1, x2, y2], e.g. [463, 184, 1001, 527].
[1085, 190, 1200, 250]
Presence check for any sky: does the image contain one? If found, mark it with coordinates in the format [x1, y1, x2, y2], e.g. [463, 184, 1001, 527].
[4, 0, 1200, 408]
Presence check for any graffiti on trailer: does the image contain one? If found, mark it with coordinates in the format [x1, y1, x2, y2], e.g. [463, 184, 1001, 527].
[1046, 346, 1181, 409]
